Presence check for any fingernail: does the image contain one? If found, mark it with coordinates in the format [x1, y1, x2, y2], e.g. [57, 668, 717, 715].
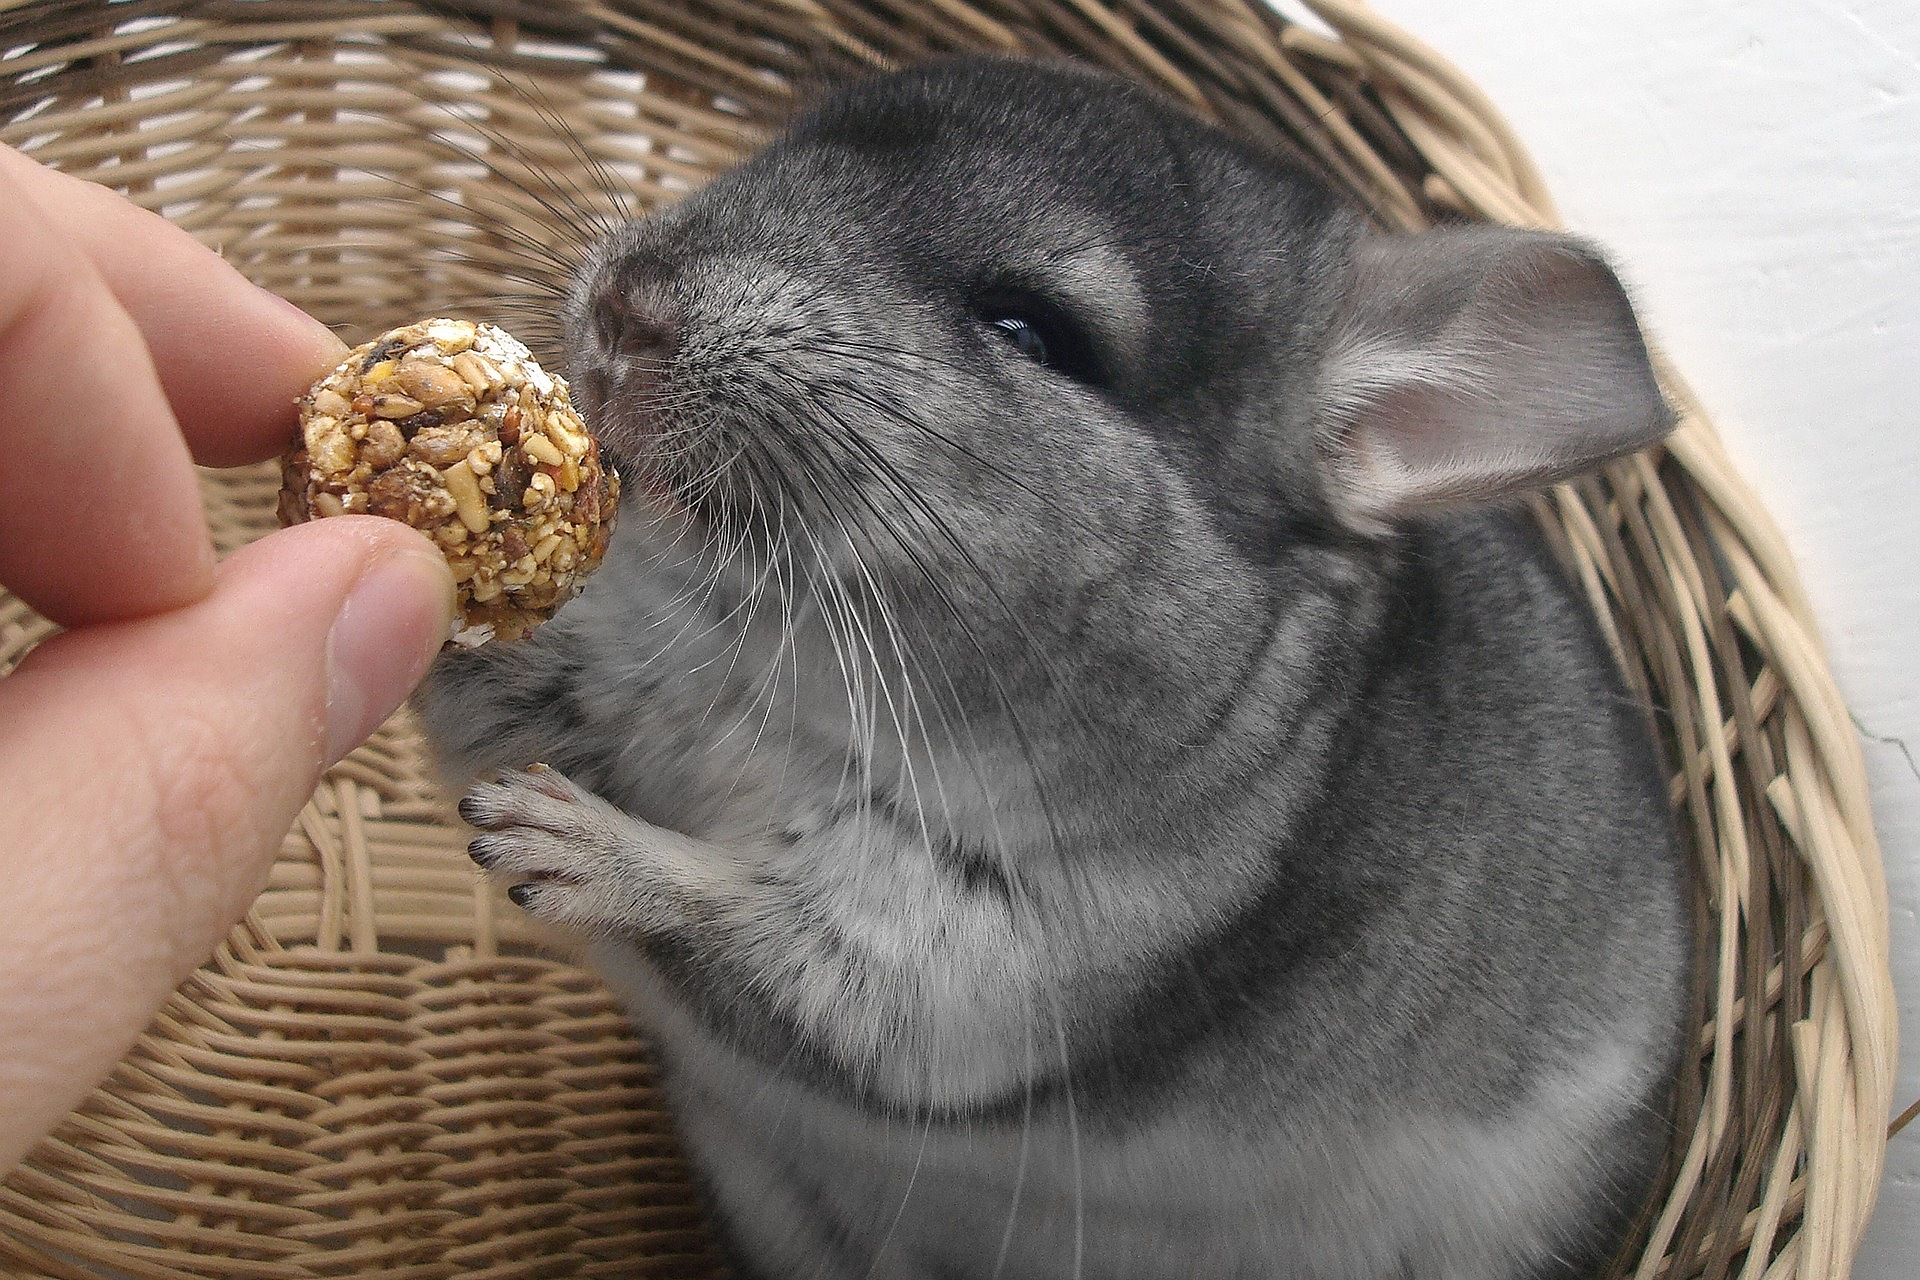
[325, 547, 456, 765]
[260, 286, 347, 359]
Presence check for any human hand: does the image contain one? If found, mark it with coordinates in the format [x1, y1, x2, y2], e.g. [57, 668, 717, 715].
[0, 144, 457, 1172]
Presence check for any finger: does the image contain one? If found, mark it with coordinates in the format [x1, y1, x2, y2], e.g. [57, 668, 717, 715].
[0, 144, 344, 468]
[0, 516, 455, 1172]
[0, 159, 215, 626]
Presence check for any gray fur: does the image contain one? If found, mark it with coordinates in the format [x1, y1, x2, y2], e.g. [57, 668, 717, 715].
[420, 56, 1690, 1279]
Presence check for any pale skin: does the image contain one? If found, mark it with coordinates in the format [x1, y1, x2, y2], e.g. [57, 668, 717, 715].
[0, 144, 458, 1172]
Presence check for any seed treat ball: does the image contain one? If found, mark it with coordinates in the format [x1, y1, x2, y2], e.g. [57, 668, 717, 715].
[278, 319, 620, 646]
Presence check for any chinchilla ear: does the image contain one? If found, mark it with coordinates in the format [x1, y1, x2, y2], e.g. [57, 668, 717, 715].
[1316, 225, 1673, 531]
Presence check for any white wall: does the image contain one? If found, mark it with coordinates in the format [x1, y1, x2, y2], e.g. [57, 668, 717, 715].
[1343, 1, 1920, 1273]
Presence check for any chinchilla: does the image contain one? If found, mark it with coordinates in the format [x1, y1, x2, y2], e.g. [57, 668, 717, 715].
[419, 54, 1692, 1280]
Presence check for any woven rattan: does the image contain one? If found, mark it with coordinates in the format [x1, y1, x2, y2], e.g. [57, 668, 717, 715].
[0, 1, 1900, 1277]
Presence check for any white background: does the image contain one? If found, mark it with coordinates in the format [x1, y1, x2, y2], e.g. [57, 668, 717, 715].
[1338, 1, 1919, 1272]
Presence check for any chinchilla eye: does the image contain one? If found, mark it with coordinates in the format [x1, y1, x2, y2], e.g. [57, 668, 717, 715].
[990, 316, 1050, 364]
[975, 290, 1103, 386]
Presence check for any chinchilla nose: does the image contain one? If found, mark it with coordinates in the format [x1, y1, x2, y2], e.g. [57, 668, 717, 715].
[592, 273, 682, 369]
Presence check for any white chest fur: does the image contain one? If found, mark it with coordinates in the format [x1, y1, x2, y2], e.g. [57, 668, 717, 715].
[595, 943, 1661, 1280]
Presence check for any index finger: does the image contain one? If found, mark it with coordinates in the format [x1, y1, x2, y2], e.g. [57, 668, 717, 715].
[0, 144, 345, 468]
[0, 161, 216, 625]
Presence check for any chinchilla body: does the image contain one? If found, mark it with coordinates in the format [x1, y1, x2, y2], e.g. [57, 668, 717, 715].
[422, 57, 1691, 1280]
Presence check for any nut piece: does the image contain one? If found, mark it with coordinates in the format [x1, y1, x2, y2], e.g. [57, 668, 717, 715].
[441, 459, 490, 535]
[279, 318, 620, 646]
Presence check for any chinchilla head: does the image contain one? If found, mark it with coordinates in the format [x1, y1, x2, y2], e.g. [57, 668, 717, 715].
[560, 55, 1672, 812]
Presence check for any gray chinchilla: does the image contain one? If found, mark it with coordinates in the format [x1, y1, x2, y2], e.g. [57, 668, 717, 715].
[421, 55, 1691, 1280]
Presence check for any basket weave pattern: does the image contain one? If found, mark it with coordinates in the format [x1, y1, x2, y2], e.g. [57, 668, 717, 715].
[0, 2, 1898, 1278]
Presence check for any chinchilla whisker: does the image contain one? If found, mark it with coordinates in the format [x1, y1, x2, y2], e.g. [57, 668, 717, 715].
[669, 508, 777, 681]
[435, 259, 576, 299]
[793, 490, 915, 825]
[1059, 1011, 1086, 1280]
[679, 438, 750, 514]
[607, 350, 680, 373]
[374, 15, 622, 227]
[764, 532, 807, 836]
[901, 634, 1021, 878]
[804, 436, 1073, 872]
[813, 562, 871, 818]
[346, 169, 586, 269]
[804, 371, 1056, 569]
[868, 467, 1103, 770]
[456, 269, 575, 313]
[710, 609, 796, 812]
[814, 364, 1064, 512]
[743, 511, 808, 800]
[991, 1016, 1040, 1280]
[866, 1111, 937, 1280]
[741, 437, 892, 820]
[609, 421, 713, 456]
[778, 392, 1078, 851]
[781, 371, 1090, 711]
[424, 226, 581, 286]
[765, 371, 1012, 613]
[778, 505, 869, 812]
[301, 230, 574, 315]
[408, 109, 613, 255]
[351, 170, 588, 281]
[854, 548, 953, 865]
[445, 292, 571, 336]
[805, 457, 1018, 863]
[867, 582, 999, 854]
[808, 332, 998, 384]
[825, 406, 1094, 721]
[838, 599, 880, 852]
[631, 566, 737, 672]
[874, 592, 1055, 933]
[630, 483, 776, 668]
[470, 64, 640, 239]
[832, 560, 889, 848]
[435, 279, 571, 311]
[698, 463, 802, 758]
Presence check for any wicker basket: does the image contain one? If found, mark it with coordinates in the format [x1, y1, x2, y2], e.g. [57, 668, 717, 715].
[0, 1, 1898, 1277]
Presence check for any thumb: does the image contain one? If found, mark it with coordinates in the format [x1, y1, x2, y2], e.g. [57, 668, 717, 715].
[0, 516, 455, 1171]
